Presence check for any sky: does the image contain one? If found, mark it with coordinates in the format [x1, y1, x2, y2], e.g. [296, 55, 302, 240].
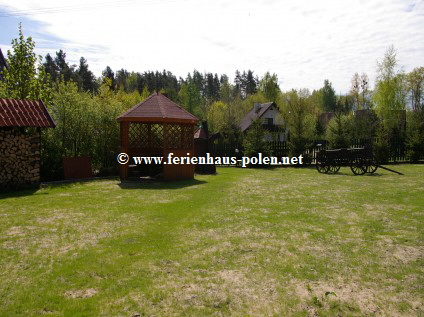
[0, 0, 423, 93]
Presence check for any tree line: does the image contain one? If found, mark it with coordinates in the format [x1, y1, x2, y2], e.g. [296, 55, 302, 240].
[1, 25, 423, 180]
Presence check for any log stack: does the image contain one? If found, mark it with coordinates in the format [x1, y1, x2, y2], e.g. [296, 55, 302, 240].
[0, 127, 41, 188]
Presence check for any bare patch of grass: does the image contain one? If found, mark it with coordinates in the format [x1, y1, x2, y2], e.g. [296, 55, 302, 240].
[5, 225, 39, 236]
[120, 268, 282, 316]
[292, 278, 423, 316]
[64, 288, 98, 299]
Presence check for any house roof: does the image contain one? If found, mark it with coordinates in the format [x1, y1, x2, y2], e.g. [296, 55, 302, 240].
[0, 48, 6, 67]
[239, 102, 276, 132]
[0, 98, 56, 128]
[117, 92, 198, 124]
[0, 48, 8, 79]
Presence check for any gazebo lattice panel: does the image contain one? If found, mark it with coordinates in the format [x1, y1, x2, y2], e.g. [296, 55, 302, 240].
[129, 123, 164, 149]
[151, 123, 164, 148]
[129, 123, 149, 148]
[181, 125, 194, 149]
[166, 123, 181, 149]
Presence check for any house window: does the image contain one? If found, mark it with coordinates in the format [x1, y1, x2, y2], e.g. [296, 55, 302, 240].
[263, 118, 273, 125]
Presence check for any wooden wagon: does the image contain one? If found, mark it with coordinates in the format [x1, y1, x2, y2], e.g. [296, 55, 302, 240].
[316, 147, 378, 175]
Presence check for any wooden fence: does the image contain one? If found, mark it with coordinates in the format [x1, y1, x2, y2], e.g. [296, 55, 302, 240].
[211, 138, 409, 166]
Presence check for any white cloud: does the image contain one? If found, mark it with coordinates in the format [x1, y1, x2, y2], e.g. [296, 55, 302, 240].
[0, 0, 423, 93]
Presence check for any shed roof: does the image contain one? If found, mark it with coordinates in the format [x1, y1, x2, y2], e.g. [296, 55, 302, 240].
[240, 102, 275, 132]
[0, 98, 56, 128]
[194, 126, 207, 139]
[117, 93, 198, 124]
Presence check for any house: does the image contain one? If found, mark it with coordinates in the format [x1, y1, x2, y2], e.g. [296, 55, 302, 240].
[0, 47, 8, 80]
[239, 102, 286, 141]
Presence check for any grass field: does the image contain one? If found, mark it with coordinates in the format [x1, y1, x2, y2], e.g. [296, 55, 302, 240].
[0, 165, 423, 316]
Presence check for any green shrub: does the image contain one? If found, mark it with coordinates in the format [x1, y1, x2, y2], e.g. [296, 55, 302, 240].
[242, 119, 272, 158]
[373, 124, 390, 163]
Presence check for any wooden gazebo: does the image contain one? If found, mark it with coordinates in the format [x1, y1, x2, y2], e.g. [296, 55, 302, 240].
[116, 93, 198, 181]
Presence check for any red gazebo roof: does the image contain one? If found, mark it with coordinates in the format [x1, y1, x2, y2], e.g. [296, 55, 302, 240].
[117, 93, 198, 124]
[0, 98, 56, 128]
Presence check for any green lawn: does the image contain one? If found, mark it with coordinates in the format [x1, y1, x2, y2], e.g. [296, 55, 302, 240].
[0, 166, 423, 316]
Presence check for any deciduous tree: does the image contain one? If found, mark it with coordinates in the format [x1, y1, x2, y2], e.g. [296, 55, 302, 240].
[406, 67, 424, 111]
[207, 101, 228, 133]
[258, 72, 280, 102]
[0, 24, 50, 101]
[178, 78, 202, 117]
[283, 90, 315, 157]
[372, 46, 406, 129]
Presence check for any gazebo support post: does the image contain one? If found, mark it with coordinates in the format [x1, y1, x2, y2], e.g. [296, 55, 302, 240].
[120, 121, 129, 180]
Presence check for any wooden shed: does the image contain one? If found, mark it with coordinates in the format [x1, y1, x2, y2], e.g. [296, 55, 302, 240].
[0, 98, 55, 187]
[194, 121, 216, 174]
[116, 93, 198, 181]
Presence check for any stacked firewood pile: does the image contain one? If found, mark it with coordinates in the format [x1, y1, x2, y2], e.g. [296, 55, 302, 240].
[0, 127, 41, 188]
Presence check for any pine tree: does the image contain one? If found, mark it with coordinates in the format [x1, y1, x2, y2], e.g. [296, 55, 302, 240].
[43, 53, 59, 83]
[233, 70, 242, 98]
[77, 57, 97, 92]
[54, 50, 76, 82]
[245, 70, 258, 96]
[102, 66, 116, 90]
[322, 79, 336, 112]
[406, 109, 424, 162]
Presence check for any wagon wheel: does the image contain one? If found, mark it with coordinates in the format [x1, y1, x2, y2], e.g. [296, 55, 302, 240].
[328, 164, 341, 173]
[327, 159, 340, 173]
[350, 158, 367, 175]
[366, 158, 378, 174]
[316, 160, 329, 173]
